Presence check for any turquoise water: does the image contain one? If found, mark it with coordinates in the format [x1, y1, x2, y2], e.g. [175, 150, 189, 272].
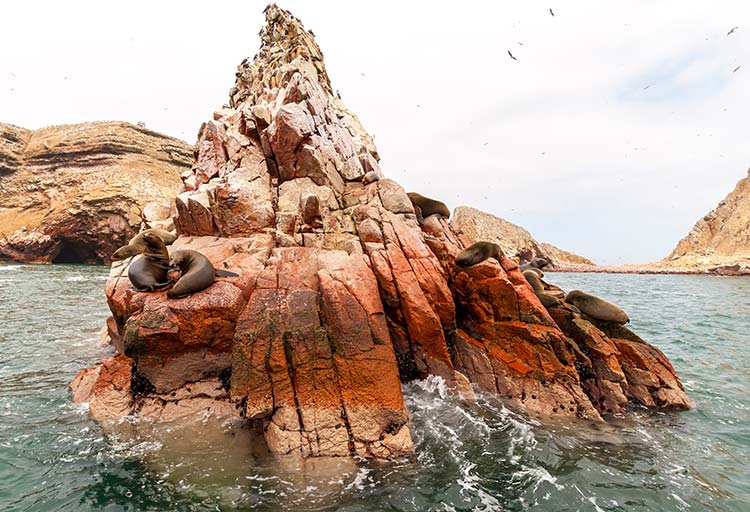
[0, 264, 748, 511]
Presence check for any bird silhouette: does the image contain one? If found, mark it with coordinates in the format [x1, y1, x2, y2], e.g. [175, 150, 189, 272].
[733, 65, 742, 73]
[727, 26, 739, 36]
[508, 50, 518, 61]
[549, 8, 554, 16]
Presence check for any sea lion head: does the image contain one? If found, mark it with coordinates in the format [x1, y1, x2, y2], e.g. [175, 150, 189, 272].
[533, 258, 550, 270]
[141, 232, 169, 259]
[168, 249, 192, 270]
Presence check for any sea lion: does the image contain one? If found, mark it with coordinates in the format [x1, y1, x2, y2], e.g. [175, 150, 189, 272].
[456, 241, 504, 267]
[407, 192, 450, 221]
[167, 249, 239, 299]
[522, 269, 562, 308]
[127, 232, 173, 292]
[362, 170, 381, 185]
[112, 228, 177, 260]
[564, 290, 630, 324]
[520, 258, 550, 272]
[525, 267, 544, 278]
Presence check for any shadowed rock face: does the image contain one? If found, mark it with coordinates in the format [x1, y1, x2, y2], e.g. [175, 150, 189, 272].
[71, 4, 692, 459]
[0, 122, 191, 264]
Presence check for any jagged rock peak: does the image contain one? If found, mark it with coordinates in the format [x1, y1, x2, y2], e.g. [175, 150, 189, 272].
[230, 3, 332, 108]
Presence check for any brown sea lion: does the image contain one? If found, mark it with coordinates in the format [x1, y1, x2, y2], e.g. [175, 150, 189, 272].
[407, 192, 450, 221]
[167, 249, 239, 299]
[525, 267, 544, 278]
[564, 290, 630, 324]
[520, 258, 550, 272]
[522, 269, 562, 308]
[112, 228, 177, 260]
[362, 170, 381, 185]
[127, 232, 173, 291]
[456, 241, 504, 267]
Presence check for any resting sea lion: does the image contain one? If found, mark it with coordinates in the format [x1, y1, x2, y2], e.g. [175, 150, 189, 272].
[522, 270, 562, 308]
[564, 290, 629, 324]
[525, 267, 544, 278]
[127, 232, 173, 291]
[456, 241, 504, 267]
[407, 192, 450, 221]
[520, 258, 550, 272]
[362, 170, 381, 185]
[167, 250, 239, 299]
[112, 228, 177, 260]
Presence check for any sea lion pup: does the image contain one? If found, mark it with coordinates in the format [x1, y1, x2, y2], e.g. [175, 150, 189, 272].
[407, 192, 450, 221]
[564, 290, 630, 324]
[520, 258, 550, 272]
[167, 250, 239, 299]
[127, 232, 173, 291]
[455, 241, 504, 267]
[112, 228, 177, 260]
[522, 269, 562, 308]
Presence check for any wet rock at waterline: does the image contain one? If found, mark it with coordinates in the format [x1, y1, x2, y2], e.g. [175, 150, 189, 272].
[72, 3, 692, 459]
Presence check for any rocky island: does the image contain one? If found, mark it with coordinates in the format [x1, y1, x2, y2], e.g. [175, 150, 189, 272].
[70, 4, 692, 460]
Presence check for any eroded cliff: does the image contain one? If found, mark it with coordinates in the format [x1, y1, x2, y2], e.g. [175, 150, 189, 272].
[451, 206, 594, 267]
[0, 122, 191, 264]
[659, 169, 750, 273]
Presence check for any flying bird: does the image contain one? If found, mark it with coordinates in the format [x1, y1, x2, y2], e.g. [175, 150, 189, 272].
[727, 26, 739, 36]
[508, 50, 518, 61]
[549, 8, 554, 16]
[733, 65, 742, 73]
[643, 85, 651, 90]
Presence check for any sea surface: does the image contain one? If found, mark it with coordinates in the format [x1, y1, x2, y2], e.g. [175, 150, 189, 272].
[0, 264, 748, 511]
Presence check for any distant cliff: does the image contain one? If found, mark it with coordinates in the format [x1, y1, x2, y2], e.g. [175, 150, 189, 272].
[451, 206, 594, 267]
[0, 122, 191, 264]
[657, 170, 750, 274]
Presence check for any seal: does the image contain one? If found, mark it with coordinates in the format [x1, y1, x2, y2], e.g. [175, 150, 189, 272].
[564, 290, 630, 324]
[522, 269, 562, 308]
[520, 258, 550, 272]
[127, 232, 173, 291]
[525, 267, 544, 278]
[407, 192, 450, 221]
[112, 228, 177, 260]
[455, 241, 504, 267]
[167, 249, 239, 299]
[362, 170, 381, 185]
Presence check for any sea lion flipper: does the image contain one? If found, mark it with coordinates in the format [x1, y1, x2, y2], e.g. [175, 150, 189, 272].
[215, 269, 239, 278]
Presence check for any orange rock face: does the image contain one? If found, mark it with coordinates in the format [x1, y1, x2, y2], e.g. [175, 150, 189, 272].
[73, 4, 691, 459]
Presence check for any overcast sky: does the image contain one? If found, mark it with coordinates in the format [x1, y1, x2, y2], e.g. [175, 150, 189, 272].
[1, 1, 748, 264]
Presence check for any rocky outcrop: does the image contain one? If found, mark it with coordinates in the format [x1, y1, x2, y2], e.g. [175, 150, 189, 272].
[451, 206, 594, 268]
[0, 122, 191, 264]
[658, 169, 750, 273]
[72, 4, 691, 460]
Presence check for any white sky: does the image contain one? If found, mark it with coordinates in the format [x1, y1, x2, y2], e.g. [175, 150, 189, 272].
[1, 1, 748, 264]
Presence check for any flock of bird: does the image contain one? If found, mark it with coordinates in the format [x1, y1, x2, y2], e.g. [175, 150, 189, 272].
[506, 11, 742, 78]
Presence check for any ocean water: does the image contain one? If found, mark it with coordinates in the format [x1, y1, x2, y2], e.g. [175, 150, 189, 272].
[0, 264, 748, 511]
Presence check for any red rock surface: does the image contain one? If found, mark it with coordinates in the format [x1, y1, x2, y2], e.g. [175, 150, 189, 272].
[72, 4, 692, 459]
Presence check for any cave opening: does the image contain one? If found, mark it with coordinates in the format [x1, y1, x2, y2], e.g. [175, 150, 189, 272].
[52, 238, 102, 264]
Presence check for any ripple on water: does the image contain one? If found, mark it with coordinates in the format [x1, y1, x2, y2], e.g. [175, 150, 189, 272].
[1, 268, 749, 511]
